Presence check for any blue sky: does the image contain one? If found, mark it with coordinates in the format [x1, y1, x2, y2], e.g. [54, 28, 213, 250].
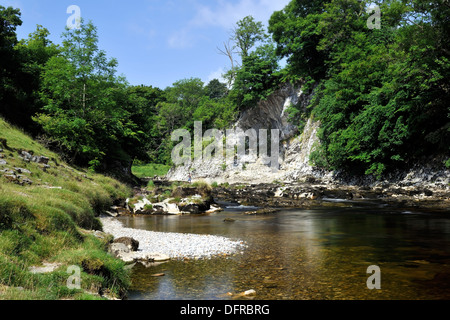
[2, 0, 291, 89]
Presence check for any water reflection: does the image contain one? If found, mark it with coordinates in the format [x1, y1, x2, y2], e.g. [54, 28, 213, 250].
[121, 204, 450, 300]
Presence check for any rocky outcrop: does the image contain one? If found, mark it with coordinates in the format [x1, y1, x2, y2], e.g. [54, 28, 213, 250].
[118, 185, 216, 216]
[235, 83, 302, 141]
[212, 182, 450, 211]
[166, 83, 322, 185]
[165, 82, 449, 195]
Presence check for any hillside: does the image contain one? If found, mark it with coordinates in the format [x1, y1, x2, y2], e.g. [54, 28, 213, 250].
[0, 117, 132, 300]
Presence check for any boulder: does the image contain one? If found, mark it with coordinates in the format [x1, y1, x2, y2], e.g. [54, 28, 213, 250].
[178, 202, 210, 214]
[109, 242, 130, 255]
[113, 237, 139, 252]
[172, 187, 199, 198]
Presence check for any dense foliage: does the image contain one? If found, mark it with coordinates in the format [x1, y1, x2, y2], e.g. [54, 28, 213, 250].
[270, 0, 450, 176]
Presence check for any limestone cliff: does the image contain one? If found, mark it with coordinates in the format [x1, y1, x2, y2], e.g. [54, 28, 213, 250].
[166, 82, 325, 185]
[166, 81, 449, 191]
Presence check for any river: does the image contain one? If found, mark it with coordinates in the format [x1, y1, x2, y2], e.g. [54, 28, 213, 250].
[117, 199, 450, 300]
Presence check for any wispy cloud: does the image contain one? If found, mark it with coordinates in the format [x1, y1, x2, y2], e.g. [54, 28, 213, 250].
[205, 66, 227, 83]
[1, 0, 24, 11]
[167, 0, 290, 49]
[192, 0, 291, 29]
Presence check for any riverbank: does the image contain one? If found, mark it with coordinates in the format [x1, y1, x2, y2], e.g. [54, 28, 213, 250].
[211, 181, 450, 212]
[100, 217, 247, 260]
[0, 118, 133, 300]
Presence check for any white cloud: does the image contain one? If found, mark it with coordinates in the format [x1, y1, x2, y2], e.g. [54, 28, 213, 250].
[167, 0, 291, 49]
[1, 0, 24, 11]
[192, 0, 291, 29]
[167, 27, 195, 49]
[127, 22, 156, 40]
[205, 67, 227, 83]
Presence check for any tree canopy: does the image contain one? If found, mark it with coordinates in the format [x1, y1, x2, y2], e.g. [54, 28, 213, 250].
[269, 0, 450, 176]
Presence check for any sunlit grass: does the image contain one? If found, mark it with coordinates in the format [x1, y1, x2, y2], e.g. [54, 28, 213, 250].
[131, 163, 171, 178]
[0, 117, 132, 300]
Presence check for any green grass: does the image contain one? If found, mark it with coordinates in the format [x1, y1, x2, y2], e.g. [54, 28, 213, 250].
[131, 163, 171, 179]
[0, 117, 132, 300]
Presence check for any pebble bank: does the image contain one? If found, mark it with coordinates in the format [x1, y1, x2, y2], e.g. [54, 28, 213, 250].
[100, 217, 247, 260]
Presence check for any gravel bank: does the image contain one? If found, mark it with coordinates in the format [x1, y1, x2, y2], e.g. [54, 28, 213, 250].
[100, 217, 247, 260]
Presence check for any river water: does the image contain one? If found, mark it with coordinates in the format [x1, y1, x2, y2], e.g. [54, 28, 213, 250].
[118, 199, 450, 300]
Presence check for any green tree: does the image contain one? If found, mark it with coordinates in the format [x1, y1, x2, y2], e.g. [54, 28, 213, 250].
[12, 25, 59, 133]
[230, 43, 281, 111]
[0, 6, 22, 123]
[34, 21, 135, 170]
[269, 0, 331, 81]
[205, 79, 228, 100]
[272, 0, 450, 176]
[232, 15, 267, 59]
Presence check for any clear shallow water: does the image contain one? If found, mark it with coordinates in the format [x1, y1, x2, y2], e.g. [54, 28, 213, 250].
[119, 200, 450, 300]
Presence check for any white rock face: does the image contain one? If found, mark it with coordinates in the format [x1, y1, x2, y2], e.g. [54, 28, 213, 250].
[166, 83, 324, 185]
[165, 82, 449, 189]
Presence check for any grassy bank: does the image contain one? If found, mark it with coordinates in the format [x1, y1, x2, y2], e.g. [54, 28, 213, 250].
[0, 118, 133, 300]
[131, 163, 171, 179]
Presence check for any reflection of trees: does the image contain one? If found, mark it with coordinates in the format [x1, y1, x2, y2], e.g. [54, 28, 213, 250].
[129, 207, 450, 299]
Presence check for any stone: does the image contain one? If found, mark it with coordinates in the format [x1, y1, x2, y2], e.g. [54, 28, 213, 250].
[146, 253, 170, 262]
[113, 251, 170, 264]
[4, 175, 17, 182]
[19, 177, 33, 185]
[172, 186, 199, 198]
[21, 151, 32, 160]
[0, 159, 6, 166]
[14, 167, 32, 174]
[105, 211, 118, 218]
[244, 289, 256, 296]
[113, 237, 139, 252]
[93, 230, 108, 239]
[29, 263, 61, 274]
[178, 202, 210, 214]
[109, 243, 130, 257]
[39, 156, 50, 164]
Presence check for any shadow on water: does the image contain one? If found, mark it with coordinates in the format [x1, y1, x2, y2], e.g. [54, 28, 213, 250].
[120, 201, 450, 300]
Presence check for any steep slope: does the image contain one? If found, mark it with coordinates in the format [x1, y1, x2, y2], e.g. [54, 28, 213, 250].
[166, 83, 449, 191]
[0, 117, 132, 300]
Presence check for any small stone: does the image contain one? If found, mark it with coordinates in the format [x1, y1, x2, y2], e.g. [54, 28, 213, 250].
[29, 263, 61, 274]
[4, 174, 17, 182]
[105, 211, 118, 218]
[19, 177, 33, 185]
[14, 167, 32, 174]
[36, 156, 50, 164]
[243, 289, 256, 296]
